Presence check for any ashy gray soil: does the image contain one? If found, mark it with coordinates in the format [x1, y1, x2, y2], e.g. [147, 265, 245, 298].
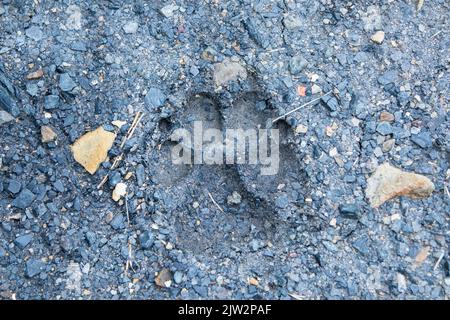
[0, 1, 449, 299]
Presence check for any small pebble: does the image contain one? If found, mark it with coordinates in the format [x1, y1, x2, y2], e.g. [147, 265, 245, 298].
[371, 31, 385, 44]
[123, 21, 139, 34]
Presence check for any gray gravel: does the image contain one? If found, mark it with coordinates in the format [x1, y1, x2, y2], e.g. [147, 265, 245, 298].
[0, 0, 449, 300]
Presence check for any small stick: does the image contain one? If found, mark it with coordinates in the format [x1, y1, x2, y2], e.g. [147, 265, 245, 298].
[125, 112, 140, 137]
[111, 153, 123, 170]
[125, 193, 130, 227]
[120, 111, 144, 149]
[208, 192, 224, 213]
[430, 30, 442, 39]
[125, 241, 136, 274]
[272, 91, 332, 123]
[97, 112, 144, 189]
[97, 153, 124, 189]
[267, 47, 286, 53]
[433, 251, 445, 271]
[97, 174, 109, 189]
[288, 292, 305, 300]
[125, 112, 144, 145]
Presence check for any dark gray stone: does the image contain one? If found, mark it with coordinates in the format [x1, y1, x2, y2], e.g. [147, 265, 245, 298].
[0, 110, 14, 125]
[59, 73, 76, 92]
[0, 69, 19, 116]
[53, 180, 65, 193]
[352, 236, 370, 255]
[244, 18, 269, 49]
[26, 83, 39, 96]
[289, 55, 308, 75]
[0, 245, 6, 258]
[275, 194, 289, 209]
[250, 239, 264, 251]
[321, 95, 339, 111]
[2, 221, 12, 232]
[73, 197, 81, 211]
[108, 171, 121, 187]
[25, 259, 45, 278]
[411, 132, 432, 149]
[44, 95, 60, 110]
[283, 14, 302, 30]
[85, 231, 97, 247]
[339, 204, 359, 219]
[110, 214, 125, 230]
[190, 65, 199, 77]
[144, 88, 166, 109]
[193, 285, 208, 297]
[173, 271, 183, 284]
[376, 122, 393, 135]
[25, 26, 43, 41]
[136, 164, 145, 187]
[139, 230, 154, 249]
[70, 41, 87, 52]
[12, 189, 36, 209]
[377, 70, 398, 85]
[7, 180, 21, 194]
[15, 234, 33, 249]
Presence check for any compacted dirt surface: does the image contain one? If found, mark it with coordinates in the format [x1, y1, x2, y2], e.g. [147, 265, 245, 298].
[0, 1, 449, 299]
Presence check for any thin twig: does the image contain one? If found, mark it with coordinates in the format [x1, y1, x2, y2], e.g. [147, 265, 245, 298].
[125, 193, 130, 227]
[288, 292, 306, 300]
[272, 91, 332, 123]
[208, 192, 224, 213]
[125, 241, 136, 274]
[97, 153, 124, 189]
[267, 47, 286, 53]
[97, 112, 144, 189]
[430, 30, 442, 39]
[433, 250, 445, 271]
[129, 112, 144, 137]
[97, 174, 109, 189]
[111, 153, 123, 170]
[120, 111, 144, 149]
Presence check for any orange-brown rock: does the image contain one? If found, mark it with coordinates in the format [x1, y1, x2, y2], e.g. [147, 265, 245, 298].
[26, 69, 44, 80]
[379, 111, 395, 122]
[415, 246, 430, 265]
[70, 127, 116, 174]
[366, 163, 434, 208]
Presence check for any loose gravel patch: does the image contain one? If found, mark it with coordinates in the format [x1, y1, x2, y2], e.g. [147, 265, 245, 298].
[0, 1, 448, 299]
